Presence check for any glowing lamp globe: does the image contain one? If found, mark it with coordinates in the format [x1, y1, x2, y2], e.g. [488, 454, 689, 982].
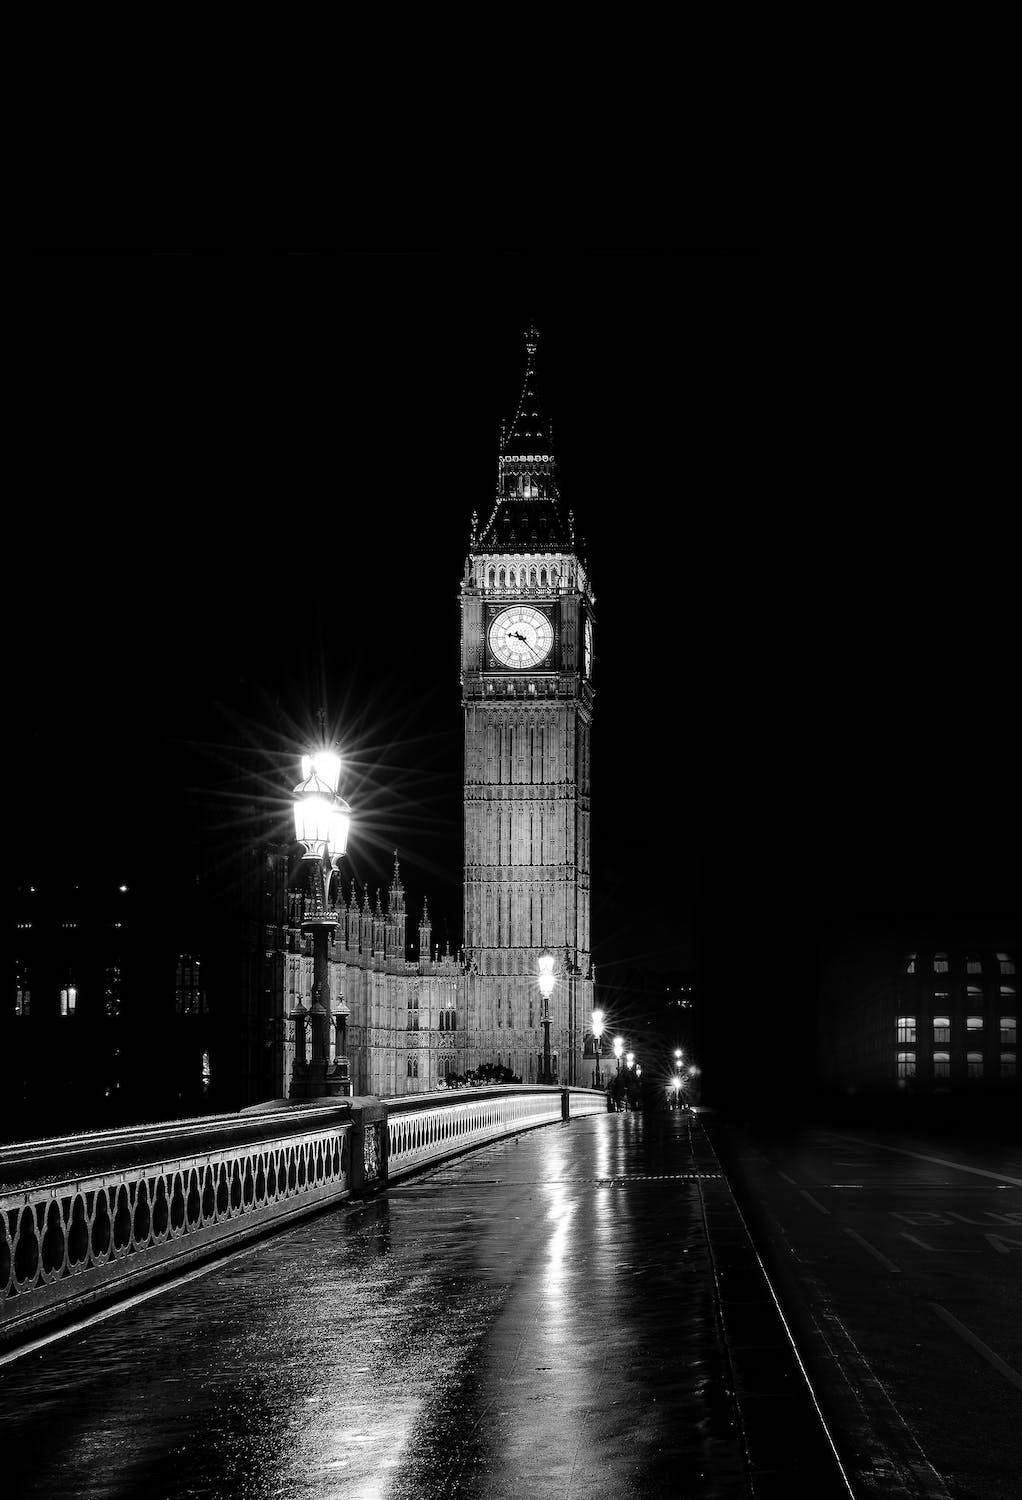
[537, 953, 556, 999]
[293, 769, 336, 853]
[301, 748, 342, 794]
[613, 1036, 624, 1060]
[327, 798, 352, 858]
[626, 1052, 635, 1069]
[592, 1008, 605, 1041]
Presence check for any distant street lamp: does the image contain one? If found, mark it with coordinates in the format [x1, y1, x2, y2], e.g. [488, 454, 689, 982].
[292, 747, 352, 1099]
[613, 1036, 624, 1073]
[626, 1051, 635, 1070]
[537, 953, 556, 1084]
[591, 1008, 605, 1088]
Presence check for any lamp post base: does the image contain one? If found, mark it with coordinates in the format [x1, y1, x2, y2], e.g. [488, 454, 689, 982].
[290, 1061, 353, 1100]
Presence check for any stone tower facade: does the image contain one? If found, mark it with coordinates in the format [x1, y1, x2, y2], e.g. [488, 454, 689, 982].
[460, 326, 596, 1084]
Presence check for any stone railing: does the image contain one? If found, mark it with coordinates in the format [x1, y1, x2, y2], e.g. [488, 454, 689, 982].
[1, 1086, 605, 1347]
[385, 1085, 606, 1181]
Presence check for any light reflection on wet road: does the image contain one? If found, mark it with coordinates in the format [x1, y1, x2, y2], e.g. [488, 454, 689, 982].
[0, 1115, 752, 1499]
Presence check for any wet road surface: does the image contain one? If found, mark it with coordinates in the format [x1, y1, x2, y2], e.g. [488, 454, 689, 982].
[708, 1120, 1022, 1500]
[0, 1113, 849, 1499]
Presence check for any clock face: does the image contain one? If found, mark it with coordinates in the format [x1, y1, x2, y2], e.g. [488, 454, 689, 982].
[489, 606, 554, 669]
[584, 617, 593, 678]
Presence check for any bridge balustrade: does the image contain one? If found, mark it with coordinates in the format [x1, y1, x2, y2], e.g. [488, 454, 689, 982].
[385, 1085, 606, 1180]
[1, 1086, 604, 1348]
[0, 1102, 352, 1346]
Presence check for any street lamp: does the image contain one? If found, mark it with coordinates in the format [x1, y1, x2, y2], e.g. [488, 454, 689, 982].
[591, 1008, 605, 1088]
[613, 1035, 624, 1073]
[626, 1051, 635, 1070]
[292, 746, 353, 1099]
[537, 953, 555, 1084]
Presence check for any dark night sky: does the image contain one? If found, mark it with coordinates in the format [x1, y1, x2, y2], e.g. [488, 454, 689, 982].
[15, 251, 1019, 1088]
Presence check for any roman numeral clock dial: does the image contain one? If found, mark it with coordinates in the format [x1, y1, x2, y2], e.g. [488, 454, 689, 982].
[488, 606, 554, 669]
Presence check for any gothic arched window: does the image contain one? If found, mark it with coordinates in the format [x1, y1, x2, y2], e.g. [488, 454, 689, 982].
[488, 567, 495, 589]
[498, 567, 506, 588]
[539, 567, 547, 586]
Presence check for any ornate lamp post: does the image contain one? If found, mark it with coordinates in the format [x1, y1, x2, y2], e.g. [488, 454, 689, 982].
[292, 748, 352, 1099]
[591, 1008, 605, 1088]
[613, 1035, 624, 1074]
[537, 953, 556, 1084]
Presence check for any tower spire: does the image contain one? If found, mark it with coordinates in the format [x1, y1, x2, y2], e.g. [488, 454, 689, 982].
[476, 325, 570, 551]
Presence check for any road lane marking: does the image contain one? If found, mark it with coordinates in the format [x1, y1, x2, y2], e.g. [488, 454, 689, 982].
[899, 1232, 935, 1250]
[984, 1233, 1022, 1254]
[777, 1170, 798, 1185]
[844, 1228, 901, 1273]
[930, 1303, 1022, 1392]
[800, 1190, 831, 1215]
[838, 1136, 1022, 1188]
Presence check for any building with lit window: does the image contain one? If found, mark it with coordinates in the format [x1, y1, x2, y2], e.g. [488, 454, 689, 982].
[819, 936, 1018, 1097]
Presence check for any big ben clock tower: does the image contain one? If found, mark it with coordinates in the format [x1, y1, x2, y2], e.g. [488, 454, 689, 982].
[460, 327, 596, 1085]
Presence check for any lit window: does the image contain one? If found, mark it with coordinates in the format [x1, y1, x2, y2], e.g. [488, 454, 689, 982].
[897, 1016, 916, 1043]
[933, 1050, 951, 1079]
[966, 954, 983, 974]
[15, 982, 31, 1017]
[967, 1051, 984, 1079]
[1001, 1052, 1017, 1078]
[934, 952, 949, 974]
[933, 1015, 951, 1043]
[60, 983, 78, 1017]
[967, 984, 983, 1004]
[905, 954, 916, 974]
[201, 1051, 212, 1095]
[175, 955, 206, 1016]
[1001, 984, 1016, 1002]
[1000, 1017, 1017, 1044]
[897, 1050, 916, 1078]
[967, 1015, 983, 1033]
[997, 953, 1015, 974]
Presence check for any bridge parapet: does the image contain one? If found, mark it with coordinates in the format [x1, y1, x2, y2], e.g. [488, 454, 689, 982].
[0, 1101, 353, 1347]
[1, 1087, 605, 1349]
[385, 1086, 605, 1181]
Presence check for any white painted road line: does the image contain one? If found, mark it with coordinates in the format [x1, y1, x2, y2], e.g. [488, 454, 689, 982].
[985, 1233, 1022, 1254]
[800, 1189, 830, 1216]
[844, 1227, 901, 1273]
[777, 1170, 798, 1186]
[930, 1303, 1022, 1392]
[839, 1136, 1022, 1188]
[899, 1232, 935, 1251]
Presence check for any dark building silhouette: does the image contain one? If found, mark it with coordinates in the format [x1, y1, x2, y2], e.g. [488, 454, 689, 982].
[818, 931, 1017, 1099]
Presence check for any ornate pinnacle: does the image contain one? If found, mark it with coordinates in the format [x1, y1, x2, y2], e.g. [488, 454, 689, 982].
[523, 322, 540, 356]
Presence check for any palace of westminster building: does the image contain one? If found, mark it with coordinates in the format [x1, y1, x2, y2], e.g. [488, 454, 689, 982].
[278, 328, 597, 1098]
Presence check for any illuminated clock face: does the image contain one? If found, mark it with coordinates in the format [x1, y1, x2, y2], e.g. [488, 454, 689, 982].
[489, 606, 554, 669]
[584, 618, 593, 678]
